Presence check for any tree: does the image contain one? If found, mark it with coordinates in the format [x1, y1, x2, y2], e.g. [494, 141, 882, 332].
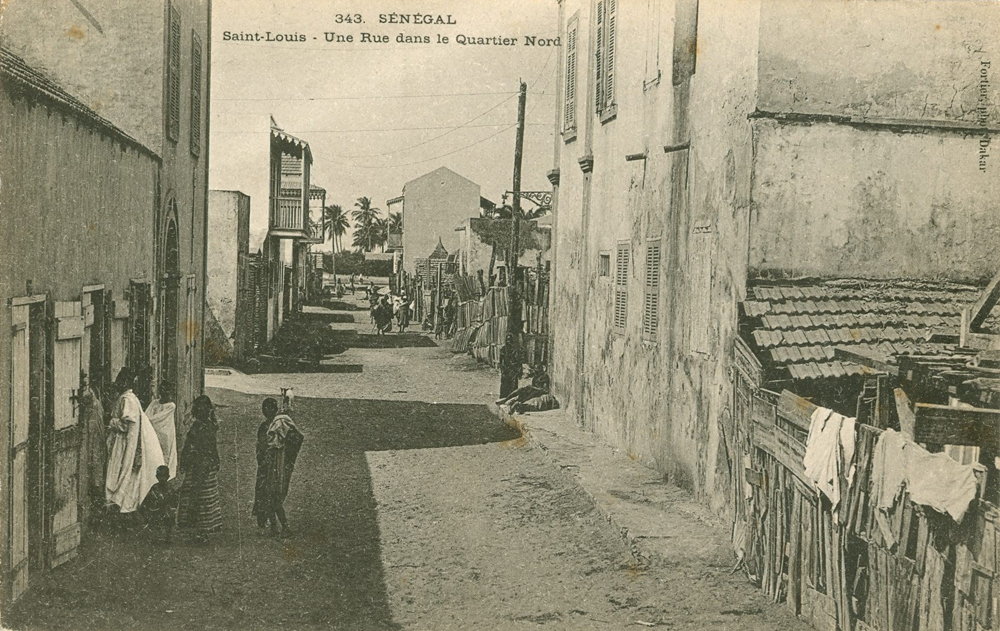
[488, 203, 549, 220]
[372, 217, 390, 252]
[321, 204, 349, 253]
[351, 196, 381, 252]
[388, 211, 403, 235]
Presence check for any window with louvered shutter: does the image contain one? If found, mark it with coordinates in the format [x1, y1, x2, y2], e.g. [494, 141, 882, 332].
[643, 240, 661, 340]
[594, 1, 603, 115]
[604, 0, 617, 110]
[167, 4, 181, 142]
[563, 17, 579, 135]
[190, 33, 202, 156]
[613, 242, 629, 333]
[594, 0, 617, 119]
[690, 225, 713, 353]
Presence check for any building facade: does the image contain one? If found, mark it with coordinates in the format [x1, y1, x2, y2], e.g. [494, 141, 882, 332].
[263, 122, 313, 343]
[0, 0, 210, 602]
[206, 190, 251, 364]
[397, 167, 494, 275]
[549, 0, 1000, 518]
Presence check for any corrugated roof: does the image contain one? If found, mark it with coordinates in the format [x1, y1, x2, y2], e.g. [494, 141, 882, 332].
[740, 278, 981, 383]
[0, 46, 155, 158]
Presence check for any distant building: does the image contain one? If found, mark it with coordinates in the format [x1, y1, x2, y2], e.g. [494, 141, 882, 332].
[263, 120, 314, 342]
[393, 167, 495, 275]
[206, 191, 252, 365]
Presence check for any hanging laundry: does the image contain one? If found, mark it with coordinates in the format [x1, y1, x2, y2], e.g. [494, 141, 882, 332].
[870, 428, 979, 548]
[802, 407, 856, 517]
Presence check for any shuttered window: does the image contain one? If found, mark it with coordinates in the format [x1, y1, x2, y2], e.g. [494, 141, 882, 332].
[690, 224, 713, 353]
[563, 16, 579, 135]
[167, 4, 182, 142]
[595, 0, 617, 118]
[643, 240, 661, 340]
[613, 242, 629, 333]
[190, 33, 202, 156]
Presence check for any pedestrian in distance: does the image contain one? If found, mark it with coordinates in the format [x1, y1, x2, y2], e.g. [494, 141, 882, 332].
[253, 398, 304, 538]
[177, 395, 223, 543]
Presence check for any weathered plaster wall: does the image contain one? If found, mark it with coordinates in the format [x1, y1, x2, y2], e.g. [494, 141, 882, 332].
[551, 0, 761, 514]
[758, 0, 1000, 127]
[660, 0, 761, 512]
[0, 0, 164, 151]
[401, 167, 481, 274]
[207, 191, 250, 345]
[751, 121, 1000, 282]
[751, 0, 1000, 283]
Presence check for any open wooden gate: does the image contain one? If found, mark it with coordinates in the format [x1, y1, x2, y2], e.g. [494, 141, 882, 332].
[49, 301, 84, 568]
[9, 301, 32, 601]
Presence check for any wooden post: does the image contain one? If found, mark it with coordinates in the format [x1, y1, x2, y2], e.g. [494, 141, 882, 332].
[500, 81, 527, 397]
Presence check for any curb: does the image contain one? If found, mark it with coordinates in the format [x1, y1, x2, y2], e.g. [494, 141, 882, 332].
[486, 401, 658, 569]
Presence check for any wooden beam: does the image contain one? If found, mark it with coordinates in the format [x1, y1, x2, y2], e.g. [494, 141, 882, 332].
[971, 268, 1000, 331]
[834, 347, 898, 377]
[913, 403, 1000, 448]
[777, 389, 818, 433]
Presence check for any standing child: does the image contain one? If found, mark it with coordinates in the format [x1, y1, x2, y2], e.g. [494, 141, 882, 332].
[253, 398, 305, 537]
[140, 465, 175, 543]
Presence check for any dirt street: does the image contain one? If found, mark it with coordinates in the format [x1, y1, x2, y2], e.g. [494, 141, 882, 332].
[4, 301, 807, 630]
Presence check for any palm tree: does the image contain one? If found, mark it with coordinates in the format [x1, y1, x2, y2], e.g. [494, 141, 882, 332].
[489, 203, 549, 220]
[351, 196, 381, 252]
[373, 217, 389, 252]
[388, 211, 403, 235]
[321, 204, 349, 253]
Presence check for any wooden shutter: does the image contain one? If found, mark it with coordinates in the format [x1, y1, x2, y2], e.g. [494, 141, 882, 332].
[614, 242, 629, 332]
[594, 1, 604, 114]
[50, 301, 83, 568]
[9, 304, 31, 600]
[604, 0, 617, 109]
[167, 4, 182, 142]
[563, 18, 578, 133]
[190, 33, 202, 156]
[690, 225, 713, 353]
[643, 240, 661, 340]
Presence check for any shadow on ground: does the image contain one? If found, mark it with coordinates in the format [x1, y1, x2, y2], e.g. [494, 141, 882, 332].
[3, 391, 519, 631]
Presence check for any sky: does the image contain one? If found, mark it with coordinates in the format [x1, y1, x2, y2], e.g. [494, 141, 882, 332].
[208, 0, 560, 251]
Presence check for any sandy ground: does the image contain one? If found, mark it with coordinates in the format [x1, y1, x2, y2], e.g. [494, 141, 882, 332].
[4, 299, 808, 630]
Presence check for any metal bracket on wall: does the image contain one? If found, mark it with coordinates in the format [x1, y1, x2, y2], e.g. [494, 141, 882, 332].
[663, 141, 690, 154]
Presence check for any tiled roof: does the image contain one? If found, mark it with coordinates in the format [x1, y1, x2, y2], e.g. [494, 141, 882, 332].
[741, 279, 982, 382]
[0, 46, 153, 157]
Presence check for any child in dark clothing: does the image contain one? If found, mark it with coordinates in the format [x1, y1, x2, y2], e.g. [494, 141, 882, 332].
[141, 465, 175, 543]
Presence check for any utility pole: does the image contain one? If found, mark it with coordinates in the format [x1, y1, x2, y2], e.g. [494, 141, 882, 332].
[500, 81, 527, 398]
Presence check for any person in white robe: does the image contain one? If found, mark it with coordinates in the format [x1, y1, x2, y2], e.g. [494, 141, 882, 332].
[105, 369, 165, 513]
[145, 380, 178, 480]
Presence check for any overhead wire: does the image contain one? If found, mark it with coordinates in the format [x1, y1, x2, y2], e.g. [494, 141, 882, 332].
[321, 46, 558, 170]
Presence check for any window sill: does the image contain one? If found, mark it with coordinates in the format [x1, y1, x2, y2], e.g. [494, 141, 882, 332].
[600, 105, 617, 125]
[642, 338, 659, 349]
[563, 129, 577, 144]
[643, 73, 661, 91]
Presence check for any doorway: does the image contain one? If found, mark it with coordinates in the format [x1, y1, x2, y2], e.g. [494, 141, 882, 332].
[161, 219, 180, 391]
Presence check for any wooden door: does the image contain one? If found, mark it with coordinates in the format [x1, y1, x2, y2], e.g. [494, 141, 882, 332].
[9, 303, 31, 600]
[50, 301, 84, 568]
